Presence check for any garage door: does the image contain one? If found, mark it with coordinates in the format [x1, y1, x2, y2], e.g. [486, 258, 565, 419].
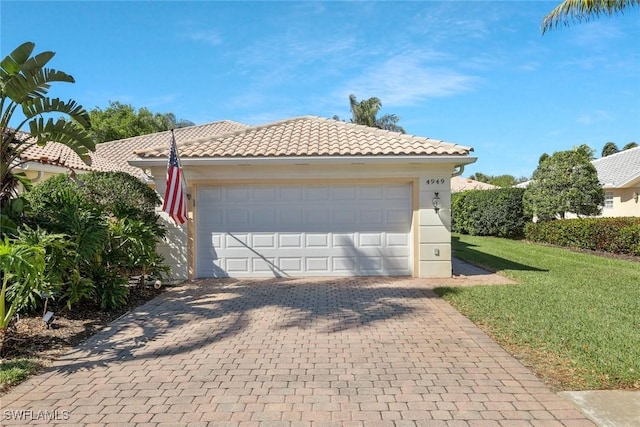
[196, 183, 412, 277]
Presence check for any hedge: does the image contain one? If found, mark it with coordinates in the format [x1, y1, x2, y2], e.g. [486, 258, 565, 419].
[451, 187, 527, 238]
[525, 217, 640, 256]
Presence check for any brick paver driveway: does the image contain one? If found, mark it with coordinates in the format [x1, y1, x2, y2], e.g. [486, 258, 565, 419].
[1, 277, 593, 426]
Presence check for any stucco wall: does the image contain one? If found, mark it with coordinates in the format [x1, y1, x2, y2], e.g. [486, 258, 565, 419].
[602, 187, 640, 217]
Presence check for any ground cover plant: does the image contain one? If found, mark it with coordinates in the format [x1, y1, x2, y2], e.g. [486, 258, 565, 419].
[435, 234, 640, 391]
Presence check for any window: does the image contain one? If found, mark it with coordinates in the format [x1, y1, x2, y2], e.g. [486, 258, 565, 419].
[604, 192, 614, 209]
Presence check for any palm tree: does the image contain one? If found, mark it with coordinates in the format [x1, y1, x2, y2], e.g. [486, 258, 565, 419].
[348, 94, 406, 134]
[601, 142, 619, 157]
[1, 41, 94, 206]
[542, 0, 639, 33]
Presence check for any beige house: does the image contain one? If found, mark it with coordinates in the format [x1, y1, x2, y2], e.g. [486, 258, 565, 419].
[593, 146, 640, 217]
[131, 116, 476, 280]
[451, 176, 498, 193]
[14, 121, 250, 184]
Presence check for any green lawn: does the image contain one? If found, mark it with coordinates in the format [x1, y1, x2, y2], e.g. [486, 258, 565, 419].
[435, 234, 640, 391]
[0, 358, 40, 390]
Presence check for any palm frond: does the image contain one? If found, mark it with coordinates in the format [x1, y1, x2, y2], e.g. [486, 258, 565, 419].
[542, 0, 640, 33]
[22, 97, 91, 128]
[28, 117, 95, 163]
[0, 42, 35, 77]
[3, 68, 74, 103]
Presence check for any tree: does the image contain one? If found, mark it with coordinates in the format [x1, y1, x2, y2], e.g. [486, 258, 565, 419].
[542, 0, 639, 33]
[623, 141, 638, 150]
[601, 142, 619, 157]
[0, 41, 93, 207]
[88, 101, 194, 143]
[524, 147, 604, 221]
[344, 94, 405, 133]
[539, 153, 550, 164]
[468, 173, 528, 187]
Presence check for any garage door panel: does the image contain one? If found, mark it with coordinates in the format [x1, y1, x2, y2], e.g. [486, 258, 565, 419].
[306, 257, 330, 271]
[196, 183, 412, 277]
[279, 233, 302, 248]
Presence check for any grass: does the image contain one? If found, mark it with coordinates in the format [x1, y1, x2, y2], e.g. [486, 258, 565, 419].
[0, 358, 41, 390]
[434, 234, 640, 391]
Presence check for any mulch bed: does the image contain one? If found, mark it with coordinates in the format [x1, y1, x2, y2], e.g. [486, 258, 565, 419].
[1, 284, 166, 362]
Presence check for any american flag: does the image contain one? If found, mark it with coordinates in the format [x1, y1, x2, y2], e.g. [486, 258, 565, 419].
[162, 130, 187, 225]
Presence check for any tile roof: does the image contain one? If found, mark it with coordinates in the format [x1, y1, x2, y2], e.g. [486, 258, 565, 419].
[96, 120, 250, 178]
[451, 176, 498, 192]
[592, 146, 640, 188]
[135, 116, 473, 159]
[14, 131, 121, 172]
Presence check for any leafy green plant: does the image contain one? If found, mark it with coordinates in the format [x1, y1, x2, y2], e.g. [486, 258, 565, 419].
[525, 217, 640, 256]
[524, 147, 603, 221]
[1, 41, 93, 206]
[0, 237, 46, 353]
[452, 188, 527, 238]
[89, 265, 129, 310]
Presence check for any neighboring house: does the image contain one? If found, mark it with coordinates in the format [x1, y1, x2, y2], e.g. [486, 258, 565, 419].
[15, 131, 122, 187]
[13, 120, 250, 185]
[592, 146, 640, 217]
[451, 176, 498, 192]
[95, 120, 249, 181]
[130, 116, 476, 280]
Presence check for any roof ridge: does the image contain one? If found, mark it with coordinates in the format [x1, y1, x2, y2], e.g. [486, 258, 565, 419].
[100, 120, 249, 147]
[593, 145, 640, 163]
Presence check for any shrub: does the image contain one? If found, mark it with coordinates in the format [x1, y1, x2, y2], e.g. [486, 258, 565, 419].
[452, 188, 528, 238]
[525, 217, 640, 256]
[24, 172, 167, 310]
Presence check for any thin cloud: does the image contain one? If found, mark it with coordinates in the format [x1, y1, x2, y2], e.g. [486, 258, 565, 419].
[577, 110, 612, 125]
[187, 30, 223, 46]
[337, 55, 479, 106]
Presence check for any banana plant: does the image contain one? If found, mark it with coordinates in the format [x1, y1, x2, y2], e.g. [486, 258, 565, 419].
[1, 41, 94, 207]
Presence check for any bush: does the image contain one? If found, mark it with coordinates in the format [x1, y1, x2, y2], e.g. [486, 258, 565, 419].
[525, 217, 640, 256]
[452, 188, 528, 238]
[23, 172, 167, 310]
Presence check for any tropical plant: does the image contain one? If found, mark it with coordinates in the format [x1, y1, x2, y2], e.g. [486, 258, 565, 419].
[0, 237, 46, 354]
[340, 94, 405, 133]
[542, 0, 640, 33]
[601, 141, 619, 157]
[0, 41, 94, 207]
[14, 226, 77, 304]
[524, 147, 604, 221]
[25, 172, 167, 309]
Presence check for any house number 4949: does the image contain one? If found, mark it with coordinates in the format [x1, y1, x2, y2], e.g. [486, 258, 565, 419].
[425, 178, 445, 185]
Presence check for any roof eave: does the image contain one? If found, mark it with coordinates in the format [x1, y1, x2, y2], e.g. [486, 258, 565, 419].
[129, 154, 477, 168]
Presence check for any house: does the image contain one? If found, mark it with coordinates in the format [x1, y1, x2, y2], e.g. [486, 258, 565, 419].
[130, 116, 476, 279]
[592, 146, 640, 217]
[94, 120, 249, 180]
[14, 120, 249, 185]
[14, 131, 122, 186]
[451, 176, 498, 192]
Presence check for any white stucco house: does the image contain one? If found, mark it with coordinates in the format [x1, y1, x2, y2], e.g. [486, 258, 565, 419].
[130, 116, 476, 280]
[592, 146, 640, 217]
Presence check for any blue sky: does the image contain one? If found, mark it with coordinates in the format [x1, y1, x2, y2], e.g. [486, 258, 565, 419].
[2, 1, 639, 178]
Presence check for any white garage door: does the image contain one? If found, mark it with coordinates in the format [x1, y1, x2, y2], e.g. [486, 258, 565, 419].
[196, 183, 412, 277]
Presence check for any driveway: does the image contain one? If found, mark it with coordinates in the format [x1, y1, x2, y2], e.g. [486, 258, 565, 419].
[1, 277, 593, 426]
